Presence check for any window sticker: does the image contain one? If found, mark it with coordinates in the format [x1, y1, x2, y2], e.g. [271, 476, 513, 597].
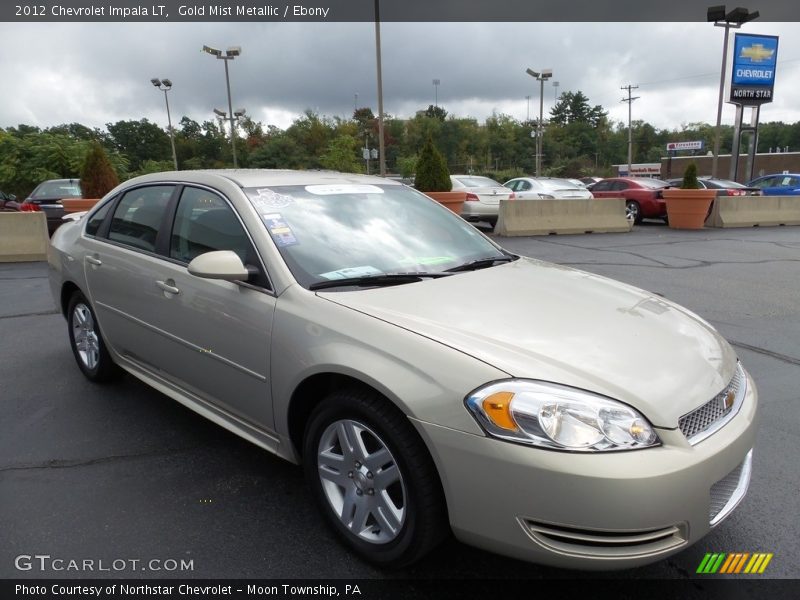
[304, 184, 385, 196]
[261, 213, 298, 247]
[252, 188, 295, 211]
[319, 266, 383, 280]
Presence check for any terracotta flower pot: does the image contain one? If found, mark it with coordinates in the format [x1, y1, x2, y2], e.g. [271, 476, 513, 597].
[663, 189, 717, 230]
[61, 198, 100, 214]
[423, 191, 467, 215]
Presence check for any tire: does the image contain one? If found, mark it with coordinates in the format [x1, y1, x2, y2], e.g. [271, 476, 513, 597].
[625, 200, 642, 224]
[67, 291, 121, 382]
[303, 388, 448, 568]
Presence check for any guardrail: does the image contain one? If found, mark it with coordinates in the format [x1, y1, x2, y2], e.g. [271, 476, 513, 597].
[706, 195, 800, 228]
[494, 198, 632, 236]
[0, 212, 49, 262]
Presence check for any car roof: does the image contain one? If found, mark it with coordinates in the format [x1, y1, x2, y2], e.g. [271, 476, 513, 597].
[124, 169, 403, 189]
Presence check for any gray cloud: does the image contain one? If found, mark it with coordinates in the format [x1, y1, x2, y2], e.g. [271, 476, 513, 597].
[1, 21, 798, 132]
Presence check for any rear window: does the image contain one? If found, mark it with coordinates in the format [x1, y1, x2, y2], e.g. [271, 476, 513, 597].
[634, 179, 668, 189]
[31, 181, 82, 199]
[453, 176, 503, 188]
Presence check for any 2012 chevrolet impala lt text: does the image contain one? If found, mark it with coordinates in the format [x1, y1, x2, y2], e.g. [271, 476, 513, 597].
[48, 170, 758, 569]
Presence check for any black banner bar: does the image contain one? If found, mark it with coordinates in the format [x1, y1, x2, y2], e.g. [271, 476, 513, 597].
[2, 0, 799, 23]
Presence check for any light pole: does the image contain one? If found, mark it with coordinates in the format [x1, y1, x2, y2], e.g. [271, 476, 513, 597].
[374, 0, 386, 176]
[213, 107, 246, 151]
[151, 78, 178, 170]
[433, 79, 440, 107]
[708, 5, 759, 178]
[553, 81, 560, 103]
[203, 44, 242, 168]
[526, 68, 552, 177]
[525, 95, 531, 122]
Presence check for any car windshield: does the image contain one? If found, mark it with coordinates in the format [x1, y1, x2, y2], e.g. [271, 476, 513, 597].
[244, 184, 509, 289]
[540, 178, 583, 190]
[453, 176, 503, 188]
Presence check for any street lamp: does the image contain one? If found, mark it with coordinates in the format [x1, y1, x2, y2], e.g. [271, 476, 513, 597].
[553, 81, 560, 103]
[526, 68, 553, 177]
[213, 107, 246, 145]
[150, 78, 178, 170]
[708, 5, 759, 178]
[203, 44, 242, 167]
[433, 79, 440, 107]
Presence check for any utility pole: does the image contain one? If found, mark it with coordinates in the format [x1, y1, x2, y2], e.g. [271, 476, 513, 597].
[620, 84, 639, 176]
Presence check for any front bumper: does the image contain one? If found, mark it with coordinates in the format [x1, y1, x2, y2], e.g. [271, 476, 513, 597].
[412, 371, 758, 570]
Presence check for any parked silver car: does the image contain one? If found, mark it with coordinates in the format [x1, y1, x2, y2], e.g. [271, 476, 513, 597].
[49, 170, 757, 570]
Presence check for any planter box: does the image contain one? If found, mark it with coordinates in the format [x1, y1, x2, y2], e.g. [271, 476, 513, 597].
[423, 191, 466, 215]
[663, 189, 716, 230]
[61, 198, 99, 214]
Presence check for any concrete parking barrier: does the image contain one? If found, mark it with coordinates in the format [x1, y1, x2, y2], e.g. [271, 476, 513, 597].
[0, 212, 49, 262]
[494, 198, 632, 236]
[707, 195, 800, 228]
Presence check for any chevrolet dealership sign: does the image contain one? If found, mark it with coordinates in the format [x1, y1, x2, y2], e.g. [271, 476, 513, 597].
[729, 33, 778, 105]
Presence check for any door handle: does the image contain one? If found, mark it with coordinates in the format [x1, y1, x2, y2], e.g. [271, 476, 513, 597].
[156, 280, 181, 295]
[86, 256, 102, 266]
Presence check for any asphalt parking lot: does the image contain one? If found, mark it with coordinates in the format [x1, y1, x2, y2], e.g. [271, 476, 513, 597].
[1, 223, 798, 582]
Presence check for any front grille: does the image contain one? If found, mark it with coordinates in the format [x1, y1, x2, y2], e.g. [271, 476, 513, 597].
[520, 519, 687, 559]
[679, 365, 745, 444]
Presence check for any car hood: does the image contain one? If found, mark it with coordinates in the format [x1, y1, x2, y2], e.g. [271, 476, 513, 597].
[320, 258, 738, 427]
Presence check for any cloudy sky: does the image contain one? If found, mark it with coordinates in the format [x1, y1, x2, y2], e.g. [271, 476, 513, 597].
[1, 20, 799, 134]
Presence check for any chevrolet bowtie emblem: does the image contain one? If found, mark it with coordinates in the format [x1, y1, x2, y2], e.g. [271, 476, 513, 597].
[740, 44, 775, 62]
[722, 390, 736, 411]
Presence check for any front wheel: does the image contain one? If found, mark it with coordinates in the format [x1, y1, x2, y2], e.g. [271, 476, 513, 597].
[67, 291, 121, 382]
[303, 389, 447, 567]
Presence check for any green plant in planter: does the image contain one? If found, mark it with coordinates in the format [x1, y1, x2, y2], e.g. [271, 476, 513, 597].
[681, 162, 701, 190]
[414, 137, 451, 192]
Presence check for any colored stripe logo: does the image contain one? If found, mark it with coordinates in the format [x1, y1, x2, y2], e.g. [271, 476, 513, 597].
[697, 552, 773, 574]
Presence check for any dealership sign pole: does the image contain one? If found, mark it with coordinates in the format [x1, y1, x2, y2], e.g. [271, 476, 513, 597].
[728, 33, 778, 182]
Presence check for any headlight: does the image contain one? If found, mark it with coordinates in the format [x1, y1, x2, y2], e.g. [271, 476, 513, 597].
[465, 380, 659, 452]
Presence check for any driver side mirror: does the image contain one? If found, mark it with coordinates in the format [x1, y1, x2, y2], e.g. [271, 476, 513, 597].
[187, 250, 249, 281]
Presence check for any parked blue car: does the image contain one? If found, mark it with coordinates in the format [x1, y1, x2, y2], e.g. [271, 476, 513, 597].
[746, 173, 800, 196]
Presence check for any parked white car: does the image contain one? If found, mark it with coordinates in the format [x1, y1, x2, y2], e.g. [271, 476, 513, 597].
[450, 175, 516, 226]
[505, 177, 594, 200]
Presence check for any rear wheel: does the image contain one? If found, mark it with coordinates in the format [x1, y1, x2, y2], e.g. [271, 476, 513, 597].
[67, 291, 121, 382]
[625, 200, 642, 224]
[303, 389, 447, 567]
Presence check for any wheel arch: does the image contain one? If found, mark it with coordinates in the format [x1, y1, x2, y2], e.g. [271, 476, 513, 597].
[60, 280, 82, 318]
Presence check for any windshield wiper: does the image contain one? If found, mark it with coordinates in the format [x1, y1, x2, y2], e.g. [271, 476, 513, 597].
[309, 272, 450, 291]
[444, 255, 517, 273]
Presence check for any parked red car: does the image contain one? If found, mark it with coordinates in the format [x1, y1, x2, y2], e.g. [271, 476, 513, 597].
[590, 177, 670, 223]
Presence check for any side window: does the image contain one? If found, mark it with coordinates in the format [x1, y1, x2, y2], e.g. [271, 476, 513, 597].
[592, 181, 610, 192]
[85, 199, 113, 236]
[611, 181, 629, 191]
[108, 186, 174, 252]
[170, 187, 255, 266]
[519, 181, 531, 191]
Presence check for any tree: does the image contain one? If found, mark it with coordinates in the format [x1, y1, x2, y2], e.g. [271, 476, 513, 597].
[80, 140, 120, 198]
[106, 119, 171, 171]
[425, 105, 448, 121]
[414, 137, 451, 192]
[320, 135, 362, 173]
